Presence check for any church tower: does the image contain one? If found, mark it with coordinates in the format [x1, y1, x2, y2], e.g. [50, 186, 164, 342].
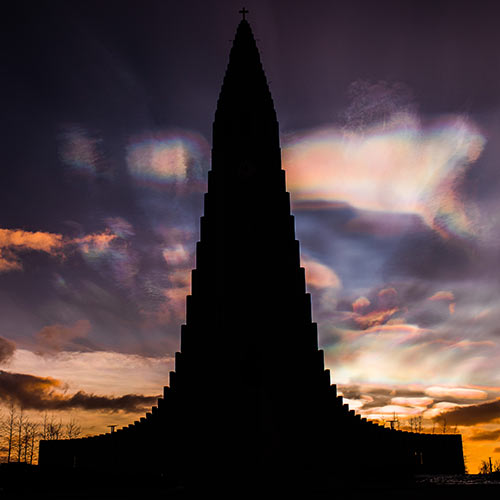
[171, 15, 331, 483]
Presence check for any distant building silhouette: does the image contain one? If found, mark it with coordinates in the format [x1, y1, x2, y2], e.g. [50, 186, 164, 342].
[39, 17, 465, 489]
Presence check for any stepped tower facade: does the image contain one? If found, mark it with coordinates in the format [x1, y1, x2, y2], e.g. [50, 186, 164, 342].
[173, 17, 330, 479]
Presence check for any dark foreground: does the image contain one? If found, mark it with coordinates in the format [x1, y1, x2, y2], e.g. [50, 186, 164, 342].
[1, 464, 499, 499]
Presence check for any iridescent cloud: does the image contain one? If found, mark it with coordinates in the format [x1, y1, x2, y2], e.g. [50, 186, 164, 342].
[283, 113, 485, 239]
[126, 130, 209, 190]
[163, 244, 191, 267]
[425, 386, 488, 400]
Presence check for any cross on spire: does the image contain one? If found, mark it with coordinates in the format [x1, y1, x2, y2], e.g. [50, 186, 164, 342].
[239, 7, 249, 20]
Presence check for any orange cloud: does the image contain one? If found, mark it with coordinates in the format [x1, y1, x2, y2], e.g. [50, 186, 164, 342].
[352, 296, 370, 314]
[75, 230, 116, 254]
[0, 228, 64, 253]
[354, 307, 399, 329]
[0, 229, 64, 271]
[428, 290, 455, 302]
[0, 227, 117, 273]
[0, 253, 22, 273]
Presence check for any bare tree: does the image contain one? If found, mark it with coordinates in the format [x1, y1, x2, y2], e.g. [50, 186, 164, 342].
[479, 459, 490, 474]
[42, 413, 63, 441]
[478, 458, 500, 474]
[47, 418, 63, 440]
[21, 421, 38, 464]
[408, 416, 423, 433]
[28, 422, 38, 465]
[441, 417, 447, 434]
[65, 419, 81, 440]
[5, 404, 16, 463]
[15, 407, 25, 462]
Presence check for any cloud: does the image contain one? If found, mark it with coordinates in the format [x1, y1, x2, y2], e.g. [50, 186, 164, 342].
[163, 244, 190, 267]
[0, 227, 117, 273]
[469, 428, 500, 441]
[283, 113, 485, 240]
[354, 307, 400, 330]
[125, 130, 209, 191]
[391, 396, 434, 407]
[436, 398, 500, 425]
[0, 228, 64, 253]
[337, 383, 429, 412]
[352, 297, 370, 314]
[343, 211, 425, 238]
[343, 286, 406, 330]
[0, 228, 64, 271]
[0, 370, 158, 412]
[75, 231, 117, 255]
[428, 291, 455, 302]
[342, 80, 416, 131]
[9, 349, 173, 398]
[301, 255, 341, 289]
[425, 386, 488, 400]
[362, 404, 422, 419]
[36, 319, 93, 354]
[0, 337, 16, 363]
[58, 125, 103, 176]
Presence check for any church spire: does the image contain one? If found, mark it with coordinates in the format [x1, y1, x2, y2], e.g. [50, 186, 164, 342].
[213, 17, 278, 154]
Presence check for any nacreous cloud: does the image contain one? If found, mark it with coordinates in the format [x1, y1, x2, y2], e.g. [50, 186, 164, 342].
[283, 113, 485, 240]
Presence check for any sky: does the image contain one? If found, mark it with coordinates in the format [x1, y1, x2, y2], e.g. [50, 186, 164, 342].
[2, 0, 500, 472]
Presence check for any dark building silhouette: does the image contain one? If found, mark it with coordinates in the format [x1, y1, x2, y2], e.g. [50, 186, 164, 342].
[39, 17, 465, 489]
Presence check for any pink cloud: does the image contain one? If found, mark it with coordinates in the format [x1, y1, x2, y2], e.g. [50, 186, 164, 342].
[301, 255, 341, 289]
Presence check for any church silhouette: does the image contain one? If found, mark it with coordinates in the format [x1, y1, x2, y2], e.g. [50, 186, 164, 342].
[39, 15, 465, 490]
